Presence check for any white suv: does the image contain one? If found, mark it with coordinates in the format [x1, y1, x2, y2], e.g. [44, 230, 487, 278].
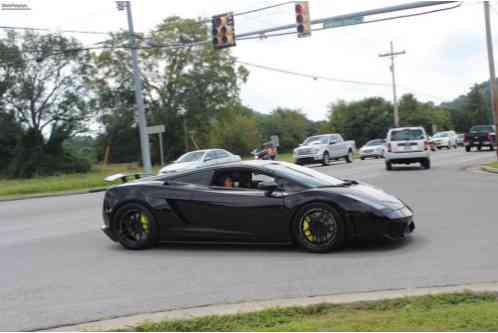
[385, 127, 431, 170]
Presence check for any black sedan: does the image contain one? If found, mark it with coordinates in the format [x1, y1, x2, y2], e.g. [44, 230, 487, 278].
[102, 161, 414, 253]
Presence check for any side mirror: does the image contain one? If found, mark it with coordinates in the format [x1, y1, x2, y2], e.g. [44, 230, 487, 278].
[257, 180, 279, 195]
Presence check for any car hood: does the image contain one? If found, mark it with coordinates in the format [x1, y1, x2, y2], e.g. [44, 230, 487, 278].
[323, 183, 404, 211]
[298, 143, 327, 150]
[159, 161, 201, 174]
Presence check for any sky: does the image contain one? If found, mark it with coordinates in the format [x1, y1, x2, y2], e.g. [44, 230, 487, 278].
[0, 0, 496, 121]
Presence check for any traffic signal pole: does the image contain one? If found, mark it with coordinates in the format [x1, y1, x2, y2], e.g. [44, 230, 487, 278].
[117, 1, 153, 175]
[483, 1, 498, 159]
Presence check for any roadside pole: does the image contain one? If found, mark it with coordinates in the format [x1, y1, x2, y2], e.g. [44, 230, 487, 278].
[484, 1, 498, 159]
[117, 1, 153, 175]
[379, 41, 406, 128]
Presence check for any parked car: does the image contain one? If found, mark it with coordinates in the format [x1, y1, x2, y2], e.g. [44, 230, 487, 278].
[456, 133, 465, 147]
[384, 127, 431, 170]
[359, 139, 385, 160]
[432, 131, 457, 149]
[159, 149, 241, 174]
[464, 125, 496, 152]
[102, 160, 415, 253]
[293, 134, 356, 166]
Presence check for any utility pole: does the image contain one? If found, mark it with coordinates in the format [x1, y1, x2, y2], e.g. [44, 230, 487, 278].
[484, 1, 498, 159]
[178, 107, 189, 152]
[379, 41, 406, 128]
[116, 1, 152, 175]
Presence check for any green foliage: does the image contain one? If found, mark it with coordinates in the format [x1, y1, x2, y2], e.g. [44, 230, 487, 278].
[208, 107, 259, 156]
[256, 108, 313, 151]
[399, 94, 451, 134]
[328, 97, 393, 146]
[132, 292, 498, 332]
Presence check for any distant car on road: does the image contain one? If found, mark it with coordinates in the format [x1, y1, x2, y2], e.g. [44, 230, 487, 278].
[102, 160, 415, 253]
[432, 131, 457, 150]
[464, 125, 496, 152]
[359, 139, 385, 160]
[384, 127, 431, 170]
[293, 134, 356, 166]
[159, 149, 241, 174]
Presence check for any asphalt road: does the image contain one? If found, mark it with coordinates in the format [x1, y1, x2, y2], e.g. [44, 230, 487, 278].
[1, 149, 497, 331]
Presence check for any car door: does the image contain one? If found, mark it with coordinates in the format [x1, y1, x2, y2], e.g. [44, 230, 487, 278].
[186, 168, 292, 242]
[329, 135, 342, 159]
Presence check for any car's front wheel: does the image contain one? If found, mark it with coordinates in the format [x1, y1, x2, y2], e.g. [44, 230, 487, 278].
[292, 203, 345, 253]
[465, 146, 471, 152]
[113, 203, 159, 250]
[322, 152, 330, 166]
[421, 158, 431, 169]
[385, 161, 393, 171]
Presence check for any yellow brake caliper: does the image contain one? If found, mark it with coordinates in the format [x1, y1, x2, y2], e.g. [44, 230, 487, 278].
[139, 213, 150, 234]
[303, 216, 315, 242]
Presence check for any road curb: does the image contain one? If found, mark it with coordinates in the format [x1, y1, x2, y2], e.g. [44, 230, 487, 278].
[0, 188, 107, 202]
[41, 281, 498, 332]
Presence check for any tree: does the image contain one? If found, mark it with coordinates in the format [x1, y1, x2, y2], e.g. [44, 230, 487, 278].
[90, 17, 249, 163]
[328, 97, 393, 146]
[1, 31, 92, 177]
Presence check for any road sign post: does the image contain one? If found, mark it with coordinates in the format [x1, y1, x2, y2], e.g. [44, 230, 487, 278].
[146, 125, 166, 166]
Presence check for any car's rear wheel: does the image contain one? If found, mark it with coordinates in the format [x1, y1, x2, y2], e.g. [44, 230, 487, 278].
[345, 150, 353, 163]
[465, 146, 471, 152]
[292, 203, 344, 253]
[113, 203, 159, 250]
[322, 152, 330, 166]
[385, 161, 392, 171]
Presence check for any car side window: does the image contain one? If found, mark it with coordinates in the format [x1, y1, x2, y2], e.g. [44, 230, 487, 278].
[252, 171, 304, 193]
[172, 170, 214, 186]
[216, 150, 229, 159]
[204, 151, 218, 162]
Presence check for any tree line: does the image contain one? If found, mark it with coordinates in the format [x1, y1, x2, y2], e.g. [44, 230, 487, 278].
[0, 17, 495, 178]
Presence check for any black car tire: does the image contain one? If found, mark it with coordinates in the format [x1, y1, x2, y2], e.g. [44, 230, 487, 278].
[360, 157, 365, 160]
[490, 145, 495, 151]
[113, 203, 159, 250]
[465, 146, 471, 152]
[322, 152, 330, 166]
[422, 158, 431, 170]
[345, 150, 353, 163]
[385, 161, 392, 171]
[478, 146, 482, 151]
[292, 203, 345, 253]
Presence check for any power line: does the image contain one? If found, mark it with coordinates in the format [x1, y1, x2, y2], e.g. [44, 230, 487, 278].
[0, 25, 113, 35]
[236, 60, 443, 101]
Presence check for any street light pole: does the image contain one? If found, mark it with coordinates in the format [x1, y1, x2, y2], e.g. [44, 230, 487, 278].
[483, 1, 498, 159]
[116, 1, 152, 175]
[379, 41, 406, 128]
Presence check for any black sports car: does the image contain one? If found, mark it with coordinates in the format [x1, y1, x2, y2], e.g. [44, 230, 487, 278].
[102, 160, 414, 253]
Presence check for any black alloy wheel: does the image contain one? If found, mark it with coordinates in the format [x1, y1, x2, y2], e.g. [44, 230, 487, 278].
[293, 203, 344, 253]
[114, 203, 158, 250]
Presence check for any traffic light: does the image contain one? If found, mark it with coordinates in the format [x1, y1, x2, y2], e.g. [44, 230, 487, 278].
[295, 2, 311, 38]
[212, 12, 235, 49]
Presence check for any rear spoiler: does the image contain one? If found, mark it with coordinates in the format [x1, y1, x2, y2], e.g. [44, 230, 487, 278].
[104, 173, 144, 183]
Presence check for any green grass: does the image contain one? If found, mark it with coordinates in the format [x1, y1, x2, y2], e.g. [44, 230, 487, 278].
[0, 164, 160, 198]
[131, 292, 498, 332]
[487, 160, 498, 169]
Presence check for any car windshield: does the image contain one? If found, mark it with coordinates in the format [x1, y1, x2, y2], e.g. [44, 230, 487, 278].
[366, 139, 384, 146]
[470, 125, 495, 133]
[390, 129, 424, 141]
[176, 151, 205, 163]
[433, 132, 449, 138]
[303, 135, 329, 145]
[265, 162, 344, 188]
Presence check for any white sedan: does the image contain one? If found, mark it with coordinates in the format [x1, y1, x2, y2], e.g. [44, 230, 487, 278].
[359, 139, 385, 160]
[159, 149, 241, 174]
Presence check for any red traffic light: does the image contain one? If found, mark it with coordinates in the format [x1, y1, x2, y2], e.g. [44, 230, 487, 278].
[295, 4, 304, 13]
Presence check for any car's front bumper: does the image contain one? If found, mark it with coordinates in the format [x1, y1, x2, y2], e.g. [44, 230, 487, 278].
[350, 206, 415, 241]
[359, 150, 383, 158]
[294, 153, 323, 164]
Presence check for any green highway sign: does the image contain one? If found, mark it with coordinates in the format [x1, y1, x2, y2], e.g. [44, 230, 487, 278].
[322, 16, 364, 29]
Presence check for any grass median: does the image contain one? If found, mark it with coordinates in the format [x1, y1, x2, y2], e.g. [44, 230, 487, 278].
[487, 160, 498, 169]
[130, 292, 498, 332]
[0, 164, 160, 198]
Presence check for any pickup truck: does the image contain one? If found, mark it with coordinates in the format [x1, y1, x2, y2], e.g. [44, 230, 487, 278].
[464, 125, 496, 152]
[293, 133, 356, 166]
